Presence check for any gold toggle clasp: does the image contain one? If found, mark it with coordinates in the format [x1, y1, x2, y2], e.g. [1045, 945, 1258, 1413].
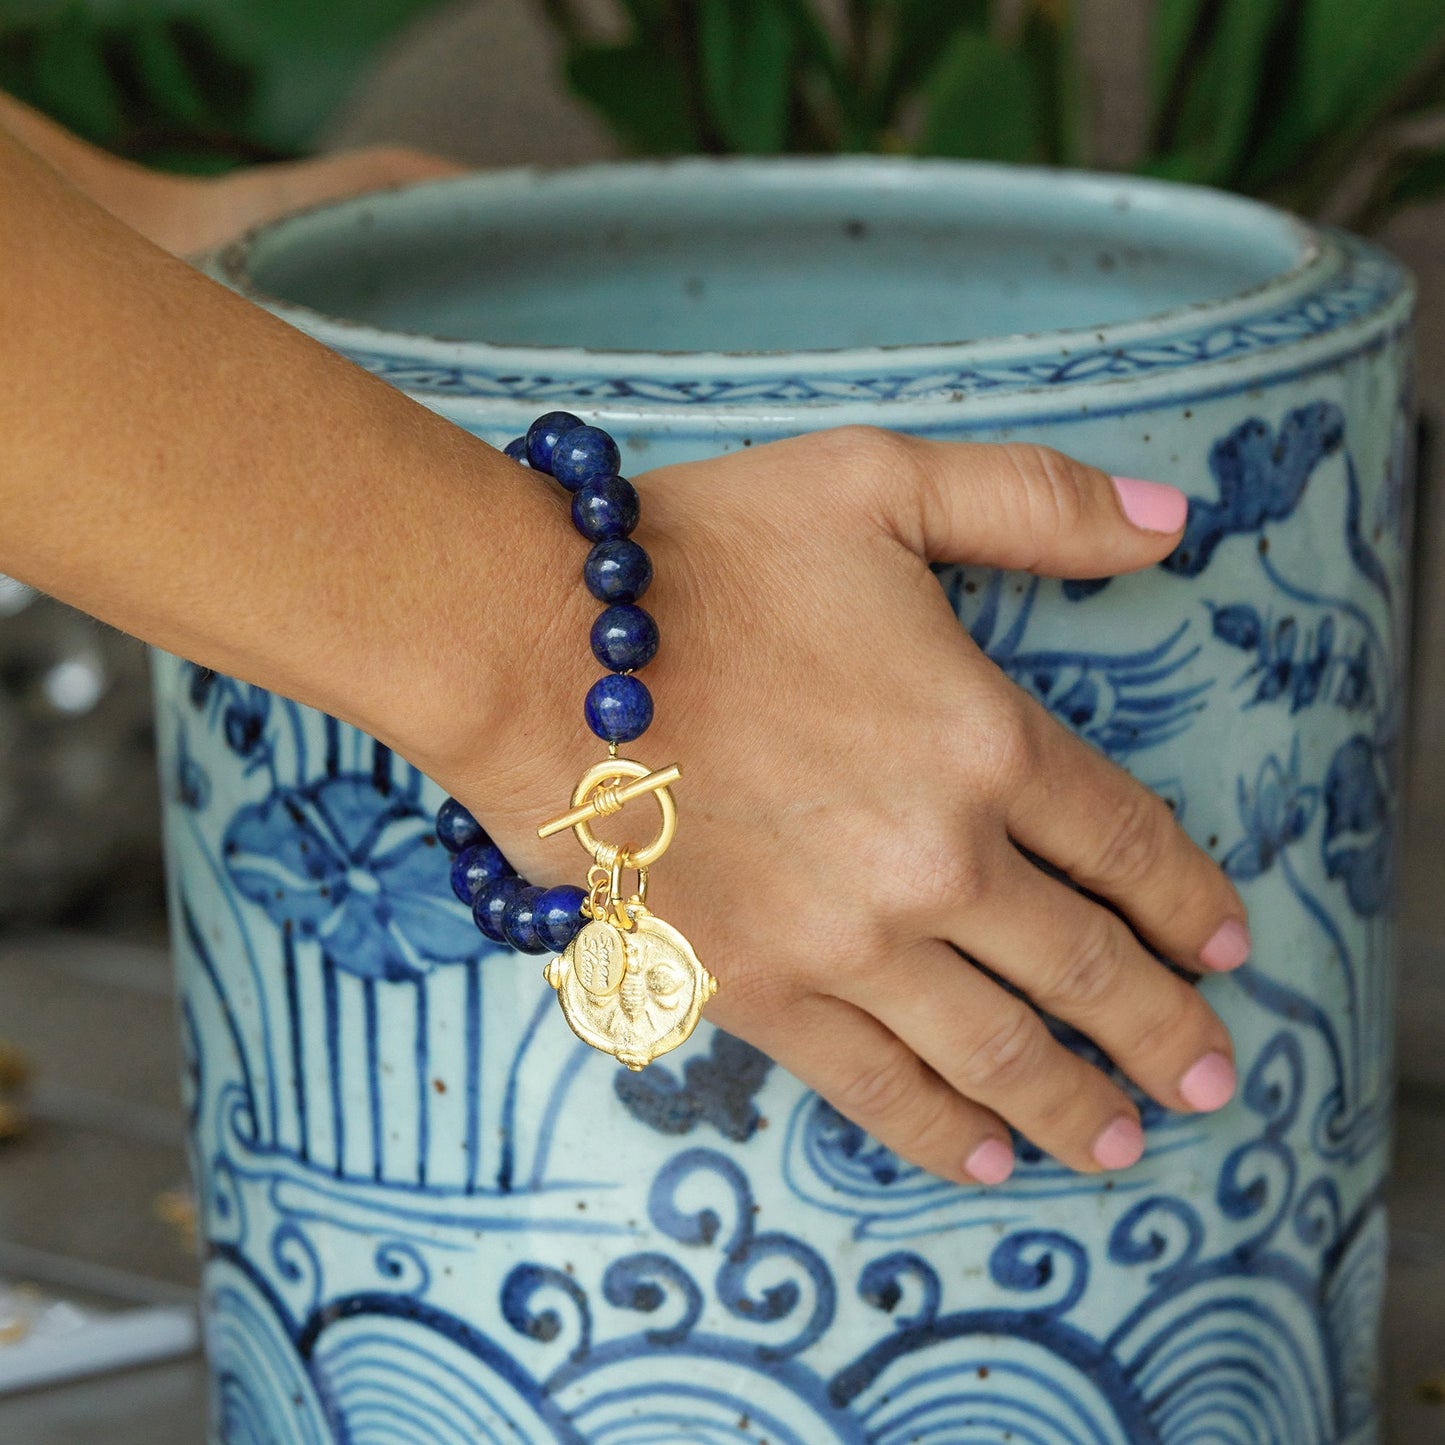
[537, 759, 680, 870]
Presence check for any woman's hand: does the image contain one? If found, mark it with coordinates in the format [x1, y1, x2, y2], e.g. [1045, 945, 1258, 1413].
[153, 147, 464, 258]
[455, 428, 1250, 1186]
[0, 91, 461, 257]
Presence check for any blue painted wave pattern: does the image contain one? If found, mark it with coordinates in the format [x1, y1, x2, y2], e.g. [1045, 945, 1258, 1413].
[200, 1047, 1384, 1443]
[161, 360, 1405, 1441]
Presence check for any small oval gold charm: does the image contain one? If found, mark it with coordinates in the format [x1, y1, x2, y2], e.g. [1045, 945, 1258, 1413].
[572, 917, 628, 996]
[546, 909, 717, 1071]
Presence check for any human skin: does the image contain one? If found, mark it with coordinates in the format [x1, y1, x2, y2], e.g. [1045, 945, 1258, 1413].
[0, 114, 1249, 1186]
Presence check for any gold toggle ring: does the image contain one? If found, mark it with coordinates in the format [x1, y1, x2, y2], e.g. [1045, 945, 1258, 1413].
[537, 758, 679, 869]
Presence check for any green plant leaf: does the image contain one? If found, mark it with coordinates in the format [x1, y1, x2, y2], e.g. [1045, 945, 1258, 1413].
[918, 29, 1043, 163]
[697, 0, 796, 153]
[18, 2, 124, 143]
[1021, 2, 1083, 167]
[183, 0, 452, 151]
[1384, 147, 1445, 205]
[1148, 0, 1214, 114]
[1142, 0, 1293, 189]
[565, 40, 701, 153]
[1242, 0, 1445, 192]
[1351, 143, 1445, 229]
[876, 0, 987, 124]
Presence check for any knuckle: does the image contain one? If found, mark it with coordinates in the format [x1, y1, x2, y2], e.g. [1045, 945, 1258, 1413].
[1041, 916, 1122, 1014]
[1129, 988, 1213, 1069]
[975, 693, 1041, 798]
[822, 424, 919, 478]
[1003, 443, 1088, 550]
[1093, 788, 1173, 889]
[892, 828, 992, 917]
[956, 1006, 1046, 1094]
[835, 1047, 929, 1125]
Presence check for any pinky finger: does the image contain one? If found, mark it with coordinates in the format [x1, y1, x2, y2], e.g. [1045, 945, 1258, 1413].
[743, 992, 1016, 1187]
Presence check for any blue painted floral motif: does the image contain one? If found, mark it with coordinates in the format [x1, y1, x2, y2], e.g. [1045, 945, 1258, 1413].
[1321, 735, 1393, 918]
[1165, 402, 1345, 578]
[1222, 742, 1319, 882]
[223, 775, 481, 981]
[1209, 605, 1375, 713]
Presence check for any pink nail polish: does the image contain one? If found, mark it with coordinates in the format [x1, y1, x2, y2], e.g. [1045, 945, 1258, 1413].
[1111, 476, 1188, 534]
[1180, 1051, 1237, 1112]
[1092, 1116, 1145, 1171]
[965, 1138, 1015, 1186]
[1200, 918, 1251, 971]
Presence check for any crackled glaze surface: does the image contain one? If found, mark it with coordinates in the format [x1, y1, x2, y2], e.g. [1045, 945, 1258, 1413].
[161, 160, 1413, 1443]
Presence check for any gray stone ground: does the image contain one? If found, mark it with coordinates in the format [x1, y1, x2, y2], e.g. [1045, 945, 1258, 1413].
[1, 1, 1441, 1437]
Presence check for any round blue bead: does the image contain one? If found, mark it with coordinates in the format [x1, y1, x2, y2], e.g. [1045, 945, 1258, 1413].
[590, 603, 659, 672]
[450, 840, 514, 904]
[435, 797, 487, 853]
[585, 673, 654, 742]
[473, 874, 525, 944]
[534, 884, 588, 952]
[503, 436, 531, 466]
[525, 411, 584, 473]
[501, 883, 549, 954]
[551, 426, 622, 491]
[570, 474, 640, 541]
[583, 538, 652, 603]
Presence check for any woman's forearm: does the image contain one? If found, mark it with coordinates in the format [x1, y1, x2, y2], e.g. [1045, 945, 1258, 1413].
[0, 127, 583, 782]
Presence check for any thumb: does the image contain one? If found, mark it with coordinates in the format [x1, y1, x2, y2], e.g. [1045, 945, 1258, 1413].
[895, 436, 1188, 579]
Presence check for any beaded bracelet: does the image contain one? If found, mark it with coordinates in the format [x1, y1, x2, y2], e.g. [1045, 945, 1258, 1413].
[434, 412, 717, 1071]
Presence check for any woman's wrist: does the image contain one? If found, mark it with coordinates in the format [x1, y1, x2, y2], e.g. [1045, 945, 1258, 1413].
[378, 437, 601, 816]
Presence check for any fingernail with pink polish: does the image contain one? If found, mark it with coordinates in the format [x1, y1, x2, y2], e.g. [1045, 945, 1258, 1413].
[965, 1138, 1015, 1186]
[1092, 1115, 1145, 1171]
[1111, 476, 1189, 534]
[1200, 918, 1251, 971]
[1180, 1051, 1237, 1112]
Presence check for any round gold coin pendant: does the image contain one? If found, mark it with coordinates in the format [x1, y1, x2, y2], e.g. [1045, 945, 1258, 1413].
[544, 907, 717, 1071]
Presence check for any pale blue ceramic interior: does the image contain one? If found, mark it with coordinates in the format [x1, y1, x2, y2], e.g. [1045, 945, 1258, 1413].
[241, 160, 1309, 352]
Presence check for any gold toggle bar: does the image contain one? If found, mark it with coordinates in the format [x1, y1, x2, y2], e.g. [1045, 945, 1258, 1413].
[537, 764, 682, 839]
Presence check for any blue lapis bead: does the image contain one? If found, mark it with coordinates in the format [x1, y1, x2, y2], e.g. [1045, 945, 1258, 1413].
[473, 874, 525, 943]
[583, 538, 652, 603]
[534, 884, 588, 952]
[450, 840, 514, 904]
[436, 797, 487, 853]
[585, 673, 653, 742]
[503, 436, 531, 466]
[525, 411, 584, 473]
[501, 883, 550, 954]
[590, 603, 658, 672]
[551, 425, 622, 490]
[570, 474, 640, 541]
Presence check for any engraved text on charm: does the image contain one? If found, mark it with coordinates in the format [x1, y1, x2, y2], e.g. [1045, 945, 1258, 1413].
[544, 909, 718, 1070]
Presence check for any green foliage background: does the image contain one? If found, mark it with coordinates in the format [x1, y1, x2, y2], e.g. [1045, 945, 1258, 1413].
[544, 0, 1445, 230]
[0, 0, 448, 170]
[3, 0, 1443, 228]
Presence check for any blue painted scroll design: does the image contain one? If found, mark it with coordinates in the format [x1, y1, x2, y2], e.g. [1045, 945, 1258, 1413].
[329, 234, 1403, 406]
[196, 1038, 1384, 1444]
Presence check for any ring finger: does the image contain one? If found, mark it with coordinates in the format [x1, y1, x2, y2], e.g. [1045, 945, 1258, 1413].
[947, 845, 1238, 1116]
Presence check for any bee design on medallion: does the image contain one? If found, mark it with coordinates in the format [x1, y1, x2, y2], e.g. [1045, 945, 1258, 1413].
[544, 910, 718, 1071]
